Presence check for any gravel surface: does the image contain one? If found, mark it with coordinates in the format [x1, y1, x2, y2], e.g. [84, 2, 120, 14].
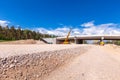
[2, 44, 119, 80]
[45, 45, 120, 80]
[0, 44, 88, 58]
[0, 44, 89, 80]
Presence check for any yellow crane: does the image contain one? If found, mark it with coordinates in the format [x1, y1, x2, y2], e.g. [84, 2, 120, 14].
[63, 28, 72, 44]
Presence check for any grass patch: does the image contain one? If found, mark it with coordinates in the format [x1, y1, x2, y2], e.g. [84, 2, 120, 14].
[0, 40, 16, 42]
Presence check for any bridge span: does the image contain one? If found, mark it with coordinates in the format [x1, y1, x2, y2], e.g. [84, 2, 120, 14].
[56, 35, 120, 44]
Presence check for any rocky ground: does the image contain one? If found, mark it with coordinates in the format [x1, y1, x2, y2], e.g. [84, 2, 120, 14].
[1, 43, 119, 80]
[0, 44, 89, 80]
[45, 45, 120, 80]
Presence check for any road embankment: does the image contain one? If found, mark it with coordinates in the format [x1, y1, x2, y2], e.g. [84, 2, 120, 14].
[0, 45, 89, 80]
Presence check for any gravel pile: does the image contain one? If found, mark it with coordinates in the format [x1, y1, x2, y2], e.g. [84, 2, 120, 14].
[0, 39, 37, 44]
[0, 46, 88, 80]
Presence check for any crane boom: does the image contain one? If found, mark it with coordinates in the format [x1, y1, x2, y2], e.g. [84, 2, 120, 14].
[63, 28, 72, 44]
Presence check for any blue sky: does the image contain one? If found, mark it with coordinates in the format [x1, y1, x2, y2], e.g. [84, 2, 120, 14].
[0, 0, 120, 35]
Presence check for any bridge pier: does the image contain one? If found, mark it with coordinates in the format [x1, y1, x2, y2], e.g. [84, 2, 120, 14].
[56, 35, 120, 44]
[74, 38, 83, 44]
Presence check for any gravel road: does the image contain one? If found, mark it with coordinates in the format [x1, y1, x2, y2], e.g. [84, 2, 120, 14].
[1, 44, 120, 80]
[45, 45, 120, 80]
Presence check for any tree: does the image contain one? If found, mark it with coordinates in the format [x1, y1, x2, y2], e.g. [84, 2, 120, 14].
[16, 27, 22, 40]
[4, 26, 10, 40]
[10, 26, 16, 40]
[0, 25, 53, 40]
[114, 40, 120, 45]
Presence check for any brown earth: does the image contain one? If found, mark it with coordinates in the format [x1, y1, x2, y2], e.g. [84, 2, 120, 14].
[45, 45, 120, 80]
[0, 39, 45, 44]
[0, 44, 89, 80]
[0, 44, 120, 80]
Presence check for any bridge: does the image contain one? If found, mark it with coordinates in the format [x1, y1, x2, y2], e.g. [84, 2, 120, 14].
[56, 35, 120, 44]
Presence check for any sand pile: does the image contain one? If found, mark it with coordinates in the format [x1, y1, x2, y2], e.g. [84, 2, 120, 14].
[0, 46, 89, 80]
[0, 39, 46, 44]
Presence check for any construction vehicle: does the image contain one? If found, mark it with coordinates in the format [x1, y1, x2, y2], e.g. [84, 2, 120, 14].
[100, 41, 104, 46]
[63, 28, 72, 44]
[100, 37, 105, 46]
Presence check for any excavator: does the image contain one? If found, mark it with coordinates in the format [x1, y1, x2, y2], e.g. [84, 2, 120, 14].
[63, 28, 72, 44]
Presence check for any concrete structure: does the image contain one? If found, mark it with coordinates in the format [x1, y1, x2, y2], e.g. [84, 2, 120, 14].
[41, 38, 56, 44]
[56, 35, 120, 44]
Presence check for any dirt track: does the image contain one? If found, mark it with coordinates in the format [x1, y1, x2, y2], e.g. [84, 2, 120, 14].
[45, 45, 120, 80]
[0, 44, 88, 80]
[0, 44, 120, 80]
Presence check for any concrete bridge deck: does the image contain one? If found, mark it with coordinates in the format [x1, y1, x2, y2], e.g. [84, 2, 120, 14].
[57, 35, 120, 40]
[56, 35, 120, 44]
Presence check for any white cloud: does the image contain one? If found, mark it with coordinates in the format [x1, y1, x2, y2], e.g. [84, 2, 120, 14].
[36, 26, 82, 36]
[36, 21, 120, 36]
[0, 20, 9, 27]
[36, 28, 49, 34]
[36, 27, 72, 36]
[81, 21, 120, 35]
[81, 21, 94, 27]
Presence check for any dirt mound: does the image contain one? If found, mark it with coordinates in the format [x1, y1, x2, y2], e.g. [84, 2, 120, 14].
[0, 46, 88, 80]
[44, 45, 120, 80]
[0, 39, 46, 44]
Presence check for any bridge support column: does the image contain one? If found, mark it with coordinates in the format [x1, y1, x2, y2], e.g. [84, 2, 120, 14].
[74, 38, 83, 44]
[79, 40, 83, 44]
[74, 38, 77, 44]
